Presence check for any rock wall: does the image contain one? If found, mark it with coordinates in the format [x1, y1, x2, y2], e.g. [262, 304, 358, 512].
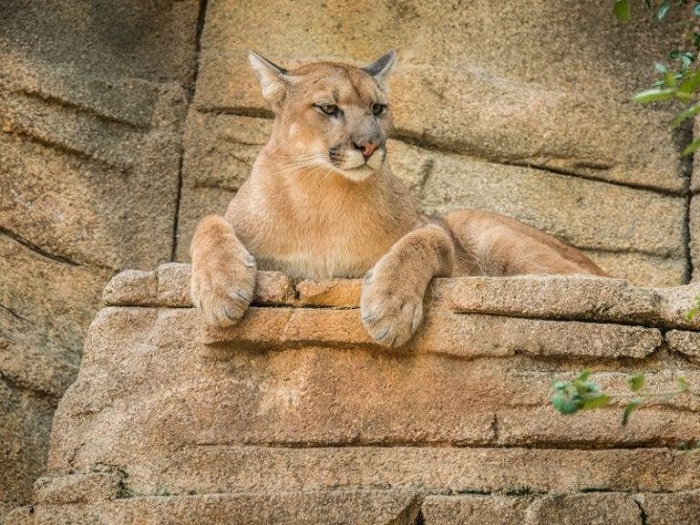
[1, 0, 699, 522]
[6, 264, 700, 524]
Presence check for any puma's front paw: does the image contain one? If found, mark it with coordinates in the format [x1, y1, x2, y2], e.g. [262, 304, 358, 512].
[360, 268, 425, 347]
[191, 246, 257, 328]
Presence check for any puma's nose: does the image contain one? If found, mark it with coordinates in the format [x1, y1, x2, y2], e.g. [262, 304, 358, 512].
[355, 141, 379, 158]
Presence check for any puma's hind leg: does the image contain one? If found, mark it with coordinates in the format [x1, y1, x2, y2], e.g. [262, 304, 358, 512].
[190, 215, 257, 327]
[443, 210, 607, 277]
[361, 223, 454, 347]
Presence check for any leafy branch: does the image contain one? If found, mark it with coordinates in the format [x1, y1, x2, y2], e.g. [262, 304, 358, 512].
[615, 0, 700, 153]
[551, 370, 690, 425]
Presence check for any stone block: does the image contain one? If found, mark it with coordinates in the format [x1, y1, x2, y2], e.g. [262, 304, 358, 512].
[691, 195, 699, 282]
[28, 491, 420, 525]
[527, 493, 641, 525]
[641, 491, 700, 525]
[134, 446, 700, 498]
[422, 495, 530, 525]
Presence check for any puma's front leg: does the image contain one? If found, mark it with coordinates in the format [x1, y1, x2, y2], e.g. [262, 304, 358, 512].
[190, 215, 257, 327]
[361, 224, 454, 347]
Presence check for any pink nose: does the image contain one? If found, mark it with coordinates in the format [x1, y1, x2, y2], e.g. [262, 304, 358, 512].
[358, 142, 378, 158]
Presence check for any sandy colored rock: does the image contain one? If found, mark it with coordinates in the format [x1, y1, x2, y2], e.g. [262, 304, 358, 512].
[640, 491, 700, 525]
[691, 195, 700, 282]
[0, 1, 199, 520]
[527, 493, 641, 525]
[422, 495, 531, 525]
[421, 494, 642, 525]
[666, 330, 700, 362]
[9, 491, 421, 525]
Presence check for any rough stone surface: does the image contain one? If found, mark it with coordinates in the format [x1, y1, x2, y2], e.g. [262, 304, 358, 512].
[691, 195, 699, 282]
[422, 494, 643, 525]
[0, 1, 199, 520]
[10, 265, 699, 523]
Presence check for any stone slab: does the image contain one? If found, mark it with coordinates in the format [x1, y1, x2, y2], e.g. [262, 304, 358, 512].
[691, 195, 699, 282]
[7, 491, 420, 525]
[45, 305, 690, 480]
[86, 446, 700, 498]
[0, 1, 199, 85]
[422, 493, 641, 525]
[103, 263, 700, 331]
[641, 491, 700, 525]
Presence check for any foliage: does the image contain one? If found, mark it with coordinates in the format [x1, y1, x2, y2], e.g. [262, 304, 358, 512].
[687, 295, 700, 319]
[614, 0, 700, 153]
[551, 370, 690, 425]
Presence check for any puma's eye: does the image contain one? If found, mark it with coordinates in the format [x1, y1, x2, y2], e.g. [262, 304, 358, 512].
[371, 103, 387, 116]
[315, 103, 340, 116]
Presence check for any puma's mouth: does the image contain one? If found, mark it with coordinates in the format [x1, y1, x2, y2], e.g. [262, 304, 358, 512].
[328, 145, 385, 181]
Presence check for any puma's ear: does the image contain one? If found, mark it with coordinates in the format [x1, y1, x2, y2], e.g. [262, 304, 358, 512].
[362, 50, 397, 86]
[248, 51, 291, 107]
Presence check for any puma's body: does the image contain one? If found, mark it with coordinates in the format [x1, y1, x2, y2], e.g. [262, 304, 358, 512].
[191, 51, 606, 347]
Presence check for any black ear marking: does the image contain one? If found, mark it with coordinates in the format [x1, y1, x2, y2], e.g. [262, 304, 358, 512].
[362, 50, 397, 80]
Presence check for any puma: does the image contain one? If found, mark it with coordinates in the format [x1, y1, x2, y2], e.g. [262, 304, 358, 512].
[190, 51, 607, 347]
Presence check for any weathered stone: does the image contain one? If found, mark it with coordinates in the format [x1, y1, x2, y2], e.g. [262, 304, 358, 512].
[691, 195, 700, 282]
[0, 381, 55, 520]
[421, 494, 642, 525]
[34, 471, 125, 505]
[22, 491, 420, 525]
[414, 143, 684, 259]
[0, 1, 199, 85]
[584, 250, 686, 288]
[295, 279, 362, 308]
[129, 446, 700, 498]
[527, 493, 641, 525]
[666, 330, 700, 362]
[102, 269, 158, 307]
[497, 406, 700, 448]
[450, 275, 661, 321]
[0, 80, 186, 271]
[422, 495, 531, 525]
[0, 1, 199, 519]
[641, 491, 700, 525]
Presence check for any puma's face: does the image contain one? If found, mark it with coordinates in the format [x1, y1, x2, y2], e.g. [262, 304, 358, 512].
[249, 52, 396, 182]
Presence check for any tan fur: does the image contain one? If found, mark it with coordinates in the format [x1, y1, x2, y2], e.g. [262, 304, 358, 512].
[190, 52, 607, 346]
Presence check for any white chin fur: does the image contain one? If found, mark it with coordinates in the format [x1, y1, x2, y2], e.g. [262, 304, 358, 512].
[336, 149, 384, 181]
[337, 165, 376, 182]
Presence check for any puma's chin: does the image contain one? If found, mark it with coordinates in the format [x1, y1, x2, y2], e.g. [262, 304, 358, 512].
[336, 165, 377, 182]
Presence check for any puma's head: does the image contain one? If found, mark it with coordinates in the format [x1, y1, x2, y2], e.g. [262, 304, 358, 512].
[249, 51, 397, 182]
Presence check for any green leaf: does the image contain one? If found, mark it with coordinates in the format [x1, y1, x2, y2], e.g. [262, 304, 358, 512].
[682, 136, 700, 156]
[581, 393, 612, 410]
[622, 399, 642, 426]
[576, 370, 592, 382]
[552, 392, 582, 415]
[695, 4, 700, 16]
[657, 1, 670, 21]
[655, 63, 668, 75]
[671, 103, 700, 128]
[614, 0, 631, 21]
[632, 87, 677, 103]
[677, 376, 689, 392]
[629, 374, 646, 393]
